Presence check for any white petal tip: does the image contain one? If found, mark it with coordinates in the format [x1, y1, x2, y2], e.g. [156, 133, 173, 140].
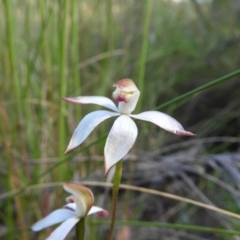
[31, 225, 39, 232]
[104, 158, 119, 176]
[104, 163, 114, 176]
[64, 144, 80, 154]
[104, 167, 110, 176]
[62, 97, 71, 102]
[64, 148, 72, 154]
[62, 97, 82, 104]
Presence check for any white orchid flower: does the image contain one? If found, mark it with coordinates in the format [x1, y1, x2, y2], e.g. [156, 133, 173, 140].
[31, 182, 108, 240]
[63, 79, 195, 174]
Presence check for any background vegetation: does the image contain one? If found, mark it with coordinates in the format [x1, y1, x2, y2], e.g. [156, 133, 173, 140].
[1, 0, 240, 239]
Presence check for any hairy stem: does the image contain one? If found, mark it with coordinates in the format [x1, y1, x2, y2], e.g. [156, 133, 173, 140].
[107, 160, 123, 240]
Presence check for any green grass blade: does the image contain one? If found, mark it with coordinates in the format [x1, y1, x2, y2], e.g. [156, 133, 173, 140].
[94, 220, 240, 236]
[137, 0, 152, 111]
[58, 0, 70, 181]
[155, 69, 240, 110]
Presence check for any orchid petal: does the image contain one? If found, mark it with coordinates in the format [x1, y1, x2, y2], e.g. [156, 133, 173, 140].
[31, 209, 76, 232]
[88, 206, 109, 217]
[46, 217, 79, 240]
[63, 96, 119, 112]
[104, 115, 138, 174]
[65, 110, 120, 154]
[131, 111, 195, 136]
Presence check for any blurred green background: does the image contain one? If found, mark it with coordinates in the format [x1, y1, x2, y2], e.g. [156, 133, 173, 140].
[1, 0, 240, 239]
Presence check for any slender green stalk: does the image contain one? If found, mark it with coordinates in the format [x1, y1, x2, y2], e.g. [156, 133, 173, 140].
[23, 2, 54, 98]
[3, 0, 21, 118]
[137, 0, 152, 111]
[107, 160, 123, 240]
[3, 1, 15, 237]
[100, 0, 113, 96]
[58, 0, 69, 180]
[76, 218, 85, 240]
[3, 221, 240, 237]
[71, 0, 81, 120]
[3, 1, 27, 239]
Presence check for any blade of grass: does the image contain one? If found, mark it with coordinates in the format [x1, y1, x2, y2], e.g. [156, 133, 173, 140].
[100, 0, 113, 96]
[23, 2, 54, 99]
[3, 0, 21, 117]
[3, 1, 27, 239]
[2, 220, 240, 238]
[155, 69, 240, 110]
[137, 0, 152, 111]
[2, 1, 15, 236]
[94, 220, 240, 236]
[58, 0, 70, 181]
[71, 0, 81, 120]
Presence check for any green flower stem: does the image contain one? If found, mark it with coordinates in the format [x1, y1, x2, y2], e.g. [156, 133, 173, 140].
[76, 217, 85, 240]
[107, 160, 123, 240]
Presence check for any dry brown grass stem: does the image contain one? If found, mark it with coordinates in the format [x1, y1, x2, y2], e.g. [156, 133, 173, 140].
[2, 181, 240, 221]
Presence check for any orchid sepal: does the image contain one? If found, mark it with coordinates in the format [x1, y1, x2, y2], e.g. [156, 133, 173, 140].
[130, 111, 195, 136]
[46, 217, 79, 240]
[31, 209, 77, 232]
[64, 110, 120, 154]
[62, 96, 119, 112]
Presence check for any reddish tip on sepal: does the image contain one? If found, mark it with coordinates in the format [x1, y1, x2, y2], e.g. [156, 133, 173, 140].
[97, 210, 109, 217]
[104, 166, 109, 176]
[64, 147, 75, 155]
[64, 149, 70, 155]
[62, 97, 71, 102]
[174, 130, 196, 136]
